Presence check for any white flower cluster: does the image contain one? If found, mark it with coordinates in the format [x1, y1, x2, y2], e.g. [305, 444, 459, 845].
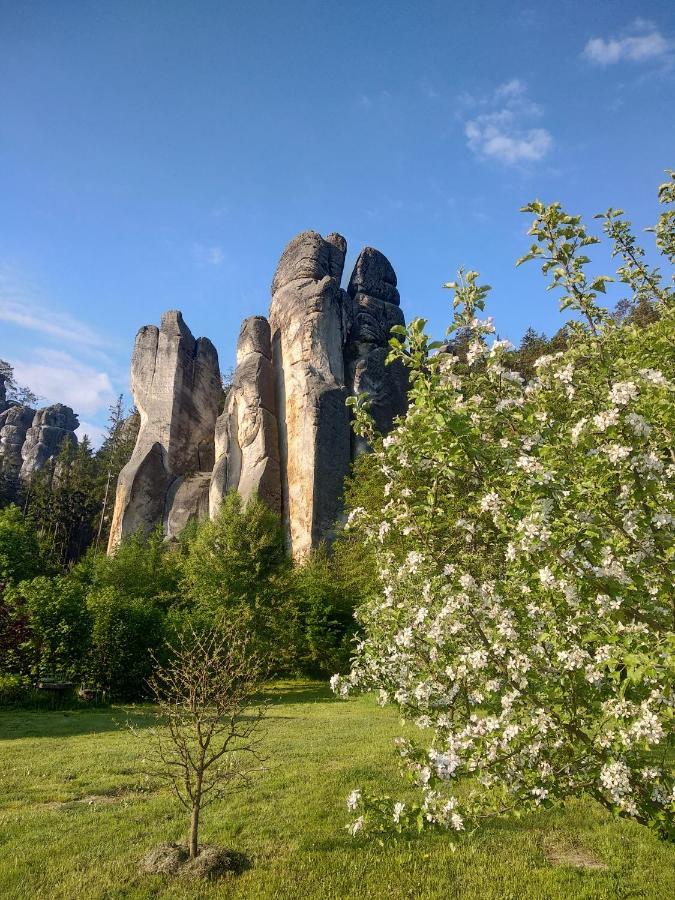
[335, 266, 674, 840]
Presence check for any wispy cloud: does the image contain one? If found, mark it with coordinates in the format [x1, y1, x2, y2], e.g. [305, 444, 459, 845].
[10, 349, 115, 416]
[76, 420, 108, 449]
[583, 19, 671, 66]
[192, 243, 225, 266]
[420, 79, 440, 100]
[357, 90, 392, 110]
[0, 268, 110, 348]
[463, 78, 553, 166]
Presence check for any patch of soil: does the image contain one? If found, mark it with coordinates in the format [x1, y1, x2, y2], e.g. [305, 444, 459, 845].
[140, 843, 188, 876]
[545, 845, 608, 870]
[140, 843, 249, 880]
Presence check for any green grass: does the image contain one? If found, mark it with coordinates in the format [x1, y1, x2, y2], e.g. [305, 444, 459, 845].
[0, 681, 673, 899]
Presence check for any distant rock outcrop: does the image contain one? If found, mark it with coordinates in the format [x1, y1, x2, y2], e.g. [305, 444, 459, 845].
[209, 316, 281, 518]
[20, 404, 79, 479]
[269, 230, 352, 558]
[345, 247, 408, 458]
[0, 405, 35, 475]
[107, 310, 221, 551]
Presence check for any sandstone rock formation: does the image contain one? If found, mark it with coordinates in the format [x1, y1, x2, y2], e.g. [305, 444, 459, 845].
[20, 404, 79, 479]
[268, 231, 352, 558]
[164, 473, 212, 541]
[106, 230, 408, 558]
[0, 405, 35, 475]
[107, 310, 221, 551]
[209, 316, 281, 518]
[344, 247, 408, 458]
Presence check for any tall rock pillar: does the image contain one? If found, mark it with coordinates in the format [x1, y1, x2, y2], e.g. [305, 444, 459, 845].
[108, 310, 220, 551]
[344, 247, 408, 458]
[268, 231, 352, 558]
[209, 316, 281, 517]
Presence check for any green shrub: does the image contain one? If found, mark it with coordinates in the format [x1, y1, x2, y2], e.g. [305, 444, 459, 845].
[0, 672, 30, 706]
[0, 505, 44, 585]
[292, 543, 363, 676]
[181, 492, 291, 665]
[15, 576, 91, 679]
[86, 586, 165, 698]
[84, 526, 180, 605]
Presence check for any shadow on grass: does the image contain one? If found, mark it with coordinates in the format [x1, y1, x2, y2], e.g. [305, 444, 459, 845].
[261, 682, 334, 706]
[0, 706, 157, 741]
[0, 684, 335, 740]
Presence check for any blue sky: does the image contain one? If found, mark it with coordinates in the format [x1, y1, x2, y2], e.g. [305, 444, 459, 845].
[1, 0, 673, 445]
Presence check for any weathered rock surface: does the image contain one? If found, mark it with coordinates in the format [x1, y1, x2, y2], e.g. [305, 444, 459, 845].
[164, 472, 212, 541]
[20, 404, 79, 479]
[0, 405, 35, 475]
[269, 231, 352, 558]
[106, 232, 408, 557]
[108, 310, 221, 551]
[345, 247, 408, 458]
[209, 316, 281, 518]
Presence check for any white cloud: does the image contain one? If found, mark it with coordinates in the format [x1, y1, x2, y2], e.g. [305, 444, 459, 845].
[192, 243, 225, 266]
[0, 270, 110, 348]
[463, 79, 553, 166]
[583, 20, 671, 66]
[10, 349, 116, 416]
[76, 421, 108, 449]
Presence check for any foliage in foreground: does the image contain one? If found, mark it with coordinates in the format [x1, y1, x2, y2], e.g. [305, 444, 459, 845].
[334, 173, 675, 839]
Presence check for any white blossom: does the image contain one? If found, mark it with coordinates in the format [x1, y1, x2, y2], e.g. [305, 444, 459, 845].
[609, 381, 638, 406]
[347, 789, 361, 811]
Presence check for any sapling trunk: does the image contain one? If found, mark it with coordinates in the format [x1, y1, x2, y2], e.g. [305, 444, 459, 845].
[189, 799, 200, 858]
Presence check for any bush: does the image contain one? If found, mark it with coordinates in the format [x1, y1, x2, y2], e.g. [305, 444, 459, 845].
[0, 672, 30, 706]
[83, 526, 181, 605]
[0, 505, 44, 585]
[292, 543, 368, 676]
[14, 576, 91, 679]
[181, 492, 290, 665]
[87, 586, 165, 698]
[335, 177, 675, 839]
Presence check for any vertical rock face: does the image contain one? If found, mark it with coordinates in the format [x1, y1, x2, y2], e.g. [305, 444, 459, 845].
[209, 316, 281, 518]
[268, 231, 352, 558]
[106, 231, 408, 557]
[0, 405, 35, 475]
[108, 310, 221, 551]
[345, 247, 408, 458]
[20, 404, 79, 479]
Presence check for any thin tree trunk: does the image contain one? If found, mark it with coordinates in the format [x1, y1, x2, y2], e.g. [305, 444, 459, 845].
[95, 468, 113, 551]
[189, 795, 201, 858]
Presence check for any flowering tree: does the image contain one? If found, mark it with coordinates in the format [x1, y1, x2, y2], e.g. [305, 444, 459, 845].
[332, 173, 675, 840]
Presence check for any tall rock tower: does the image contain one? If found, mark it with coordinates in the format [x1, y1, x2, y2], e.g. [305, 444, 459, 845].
[268, 231, 352, 558]
[209, 316, 281, 518]
[344, 247, 408, 459]
[107, 310, 221, 551]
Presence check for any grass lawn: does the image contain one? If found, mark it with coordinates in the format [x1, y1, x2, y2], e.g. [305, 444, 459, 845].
[0, 680, 673, 899]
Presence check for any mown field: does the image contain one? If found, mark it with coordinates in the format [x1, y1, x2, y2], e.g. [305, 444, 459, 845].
[0, 681, 673, 899]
